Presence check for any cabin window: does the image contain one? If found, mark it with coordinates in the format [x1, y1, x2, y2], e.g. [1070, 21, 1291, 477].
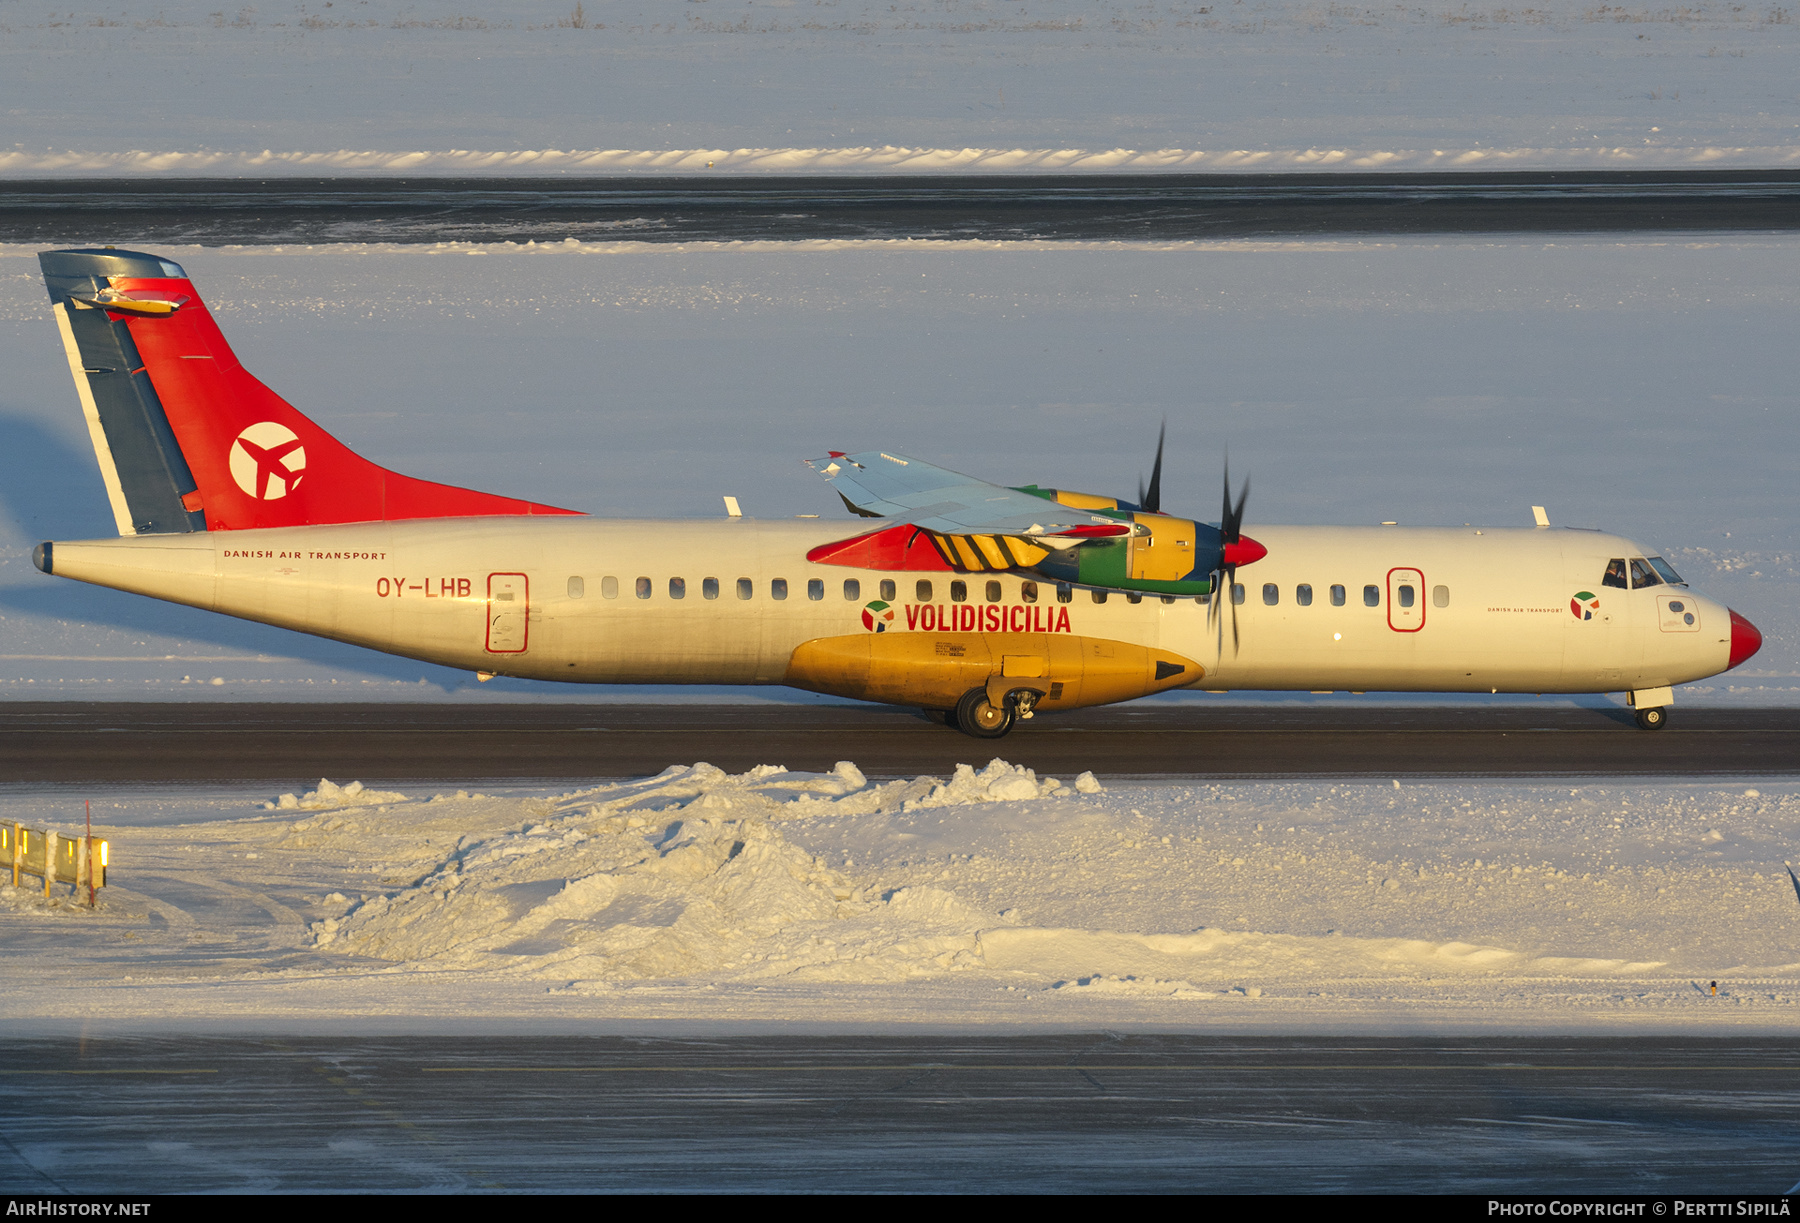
[1602, 558, 1629, 589]
[772, 578, 788, 600]
[1232, 584, 1245, 605]
[567, 576, 585, 599]
[1161, 595, 1176, 605]
[1629, 558, 1663, 589]
[1126, 592, 1143, 604]
[736, 578, 753, 600]
[601, 576, 619, 600]
[1432, 584, 1449, 608]
[635, 577, 652, 600]
[808, 578, 824, 601]
[702, 577, 719, 600]
[1296, 584, 1312, 606]
[1397, 584, 1415, 608]
[1056, 583, 1073, 604]
[880, 579, 896, 601]
[986, 580, 1003, 603]
[950, 580, 967, 603]
[1363, 584, 1380, 607]
[1330, 584, 1345, 607]
[843, 579, 860, 600]
[1262, 583, 1278, 606]
[1647, 556, 1686, 586]
[1021, 581, 1039, 604]
[916, 580, 933, 602]
[669, 577, 686, 600]
[1092, 590, 1109, 604]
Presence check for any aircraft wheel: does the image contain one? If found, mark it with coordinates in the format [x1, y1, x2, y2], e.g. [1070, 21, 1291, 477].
[1635, 706, 1669, 731]
[955, 687, 1015, 739]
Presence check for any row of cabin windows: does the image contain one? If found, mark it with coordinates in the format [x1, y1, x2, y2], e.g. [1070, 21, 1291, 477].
[561, 576, 1450, 607]
[563, 576, 1088, 603]
[563, 576, 1221, 605]
[1232, 582, 1452, 609]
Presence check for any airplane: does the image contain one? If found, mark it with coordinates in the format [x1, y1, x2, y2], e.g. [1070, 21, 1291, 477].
[29, 247, 1763, 738]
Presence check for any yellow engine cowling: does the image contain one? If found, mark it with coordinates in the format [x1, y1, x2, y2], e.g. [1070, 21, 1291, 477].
[785, 632, 1202, 712]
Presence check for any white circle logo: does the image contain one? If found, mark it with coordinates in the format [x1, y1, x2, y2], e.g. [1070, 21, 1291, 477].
[229, 422, 306, 500]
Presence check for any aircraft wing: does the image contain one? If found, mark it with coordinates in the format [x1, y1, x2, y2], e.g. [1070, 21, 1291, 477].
[805, 451, 1130, 538]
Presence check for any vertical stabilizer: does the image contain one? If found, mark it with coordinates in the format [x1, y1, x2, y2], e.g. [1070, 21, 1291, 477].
[39, 248, 580, 532]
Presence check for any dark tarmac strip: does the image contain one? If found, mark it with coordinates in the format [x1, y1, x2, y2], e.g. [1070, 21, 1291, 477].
[1, 703, 1795, 784]
[3, 171, 1798, 245]
[2, 1035, 1797, 1193]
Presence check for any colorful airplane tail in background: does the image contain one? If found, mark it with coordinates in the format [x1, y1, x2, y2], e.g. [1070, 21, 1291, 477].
[39, 248, 580, 536]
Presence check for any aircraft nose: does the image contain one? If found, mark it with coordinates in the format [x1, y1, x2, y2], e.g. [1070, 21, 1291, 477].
[1222, 534, 1268, 568]
[1728, 609, 1763, 670]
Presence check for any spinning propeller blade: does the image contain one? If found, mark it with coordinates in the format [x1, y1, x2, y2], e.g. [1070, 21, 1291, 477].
[1207, 453, 1254, 656]
[1136, 421, 1166, 515]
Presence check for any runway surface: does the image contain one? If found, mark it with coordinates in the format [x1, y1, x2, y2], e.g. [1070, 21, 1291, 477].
[1, 702, 1794, 784]
[2, 1034, 1795, 1193]
[4, 171, 1798, 245]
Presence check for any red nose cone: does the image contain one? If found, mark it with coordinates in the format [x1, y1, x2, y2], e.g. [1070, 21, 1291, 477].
[1222, 535, 1268, 568]
[1728, 609, 1763, 670]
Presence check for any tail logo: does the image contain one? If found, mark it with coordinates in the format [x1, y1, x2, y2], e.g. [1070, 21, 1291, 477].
[229, 422, 307, 500]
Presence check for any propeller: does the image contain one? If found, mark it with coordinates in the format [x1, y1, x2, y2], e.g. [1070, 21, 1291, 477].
[1136, 421, 1166, 514]
[1127, 423, 1264, 656]
[1208, 455, 1254, 655]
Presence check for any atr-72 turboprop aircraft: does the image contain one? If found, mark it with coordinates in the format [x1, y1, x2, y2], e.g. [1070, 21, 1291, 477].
[30, 248, 1763, 737]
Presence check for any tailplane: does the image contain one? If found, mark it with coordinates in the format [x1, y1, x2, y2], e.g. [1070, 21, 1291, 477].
[40, 248, 580, 535]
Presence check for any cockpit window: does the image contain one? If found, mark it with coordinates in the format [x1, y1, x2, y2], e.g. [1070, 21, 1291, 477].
[1628, 558, 1662, 589]
[1602, 558, 1629, 589]
[1647, 556, 1686, 586]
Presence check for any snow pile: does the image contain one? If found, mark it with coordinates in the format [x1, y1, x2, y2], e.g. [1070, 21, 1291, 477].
[290, 764, 1731, 995]
[265, 779, 409, 811]
[903, 760, 1092, 808]
[303, 761, 1082, 983]
[10, 770, 1800, 1027]
[7, 146, 1798, 178]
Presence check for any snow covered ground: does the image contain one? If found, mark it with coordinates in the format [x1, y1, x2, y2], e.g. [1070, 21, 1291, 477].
[0, 0, 1795, 175]
[0, 236, 1794, 704]
[5, 763, 1798, 1032]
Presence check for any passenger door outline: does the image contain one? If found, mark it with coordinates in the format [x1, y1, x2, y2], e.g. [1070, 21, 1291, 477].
[1387, 567, 1425, 633]
[486, 572, 529, 654]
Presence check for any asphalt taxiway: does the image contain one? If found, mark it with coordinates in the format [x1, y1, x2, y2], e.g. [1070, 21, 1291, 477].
[0, 702, 1794, 784]
[3, 1034, 1796, 1193]
[3, 171, 1797, 245]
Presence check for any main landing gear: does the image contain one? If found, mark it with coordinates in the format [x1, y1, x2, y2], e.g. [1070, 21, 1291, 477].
[1635, 706, 1668, 730]
[944, 687, 1042, 739]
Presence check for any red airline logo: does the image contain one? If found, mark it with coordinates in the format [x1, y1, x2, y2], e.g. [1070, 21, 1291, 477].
[229, 422, 307, 500]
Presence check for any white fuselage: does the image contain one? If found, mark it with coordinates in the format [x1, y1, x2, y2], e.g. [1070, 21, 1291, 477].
[44, 517, 1735, 699]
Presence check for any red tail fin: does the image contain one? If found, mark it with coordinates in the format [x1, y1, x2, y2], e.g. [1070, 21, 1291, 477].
[48, 249, 578, 532]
